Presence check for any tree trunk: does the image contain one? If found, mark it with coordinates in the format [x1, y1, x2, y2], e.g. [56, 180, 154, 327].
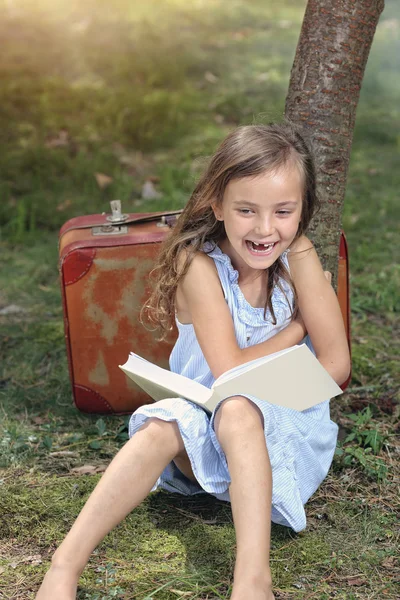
[285, 0, 385, 282]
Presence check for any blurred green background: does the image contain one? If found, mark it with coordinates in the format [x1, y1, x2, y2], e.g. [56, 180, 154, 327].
[0, 1, 399, 598]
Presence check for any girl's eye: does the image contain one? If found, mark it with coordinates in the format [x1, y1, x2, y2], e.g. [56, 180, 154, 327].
[238, 209, 253, 214]
[277, 210, 291, 215]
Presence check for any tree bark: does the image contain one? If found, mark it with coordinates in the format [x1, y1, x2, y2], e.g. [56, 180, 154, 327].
[285, 0, 385, 281]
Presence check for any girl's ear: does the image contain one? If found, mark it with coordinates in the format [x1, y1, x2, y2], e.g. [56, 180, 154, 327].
[211, 202, 224, 221]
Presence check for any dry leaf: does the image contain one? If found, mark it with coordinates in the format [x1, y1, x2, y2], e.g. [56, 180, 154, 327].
[24, 555, 42, 565]
[56, 198, 72, 212]
[346, 576, 367, 586]
[381, 556, 396, 569]
[169, 590, 192, 597]
[141, 180, 162, 200]
[0, 304, 27, 315]
[70, 465, 98, 475]
[148, 175, 160, 183]
[70, 464, 107, 475]
[45, 130, 69, 148]
[95, 465, 107, 473]
[95, 173, 113, 189]
[204, 71, 218, 83]
[50, 451, 79, 457]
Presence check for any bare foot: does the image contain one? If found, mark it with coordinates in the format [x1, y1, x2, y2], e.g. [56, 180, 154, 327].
[230, 575, 275, 600]
[231, 586, 275, 600]
[35, 565, 78, 600]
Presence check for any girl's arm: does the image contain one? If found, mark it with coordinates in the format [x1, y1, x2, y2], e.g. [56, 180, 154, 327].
[177, 252, 307, 380]
[288, 235, 351, 385]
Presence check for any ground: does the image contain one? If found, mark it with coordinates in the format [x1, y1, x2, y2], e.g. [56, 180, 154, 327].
[0, 1, 399, 598]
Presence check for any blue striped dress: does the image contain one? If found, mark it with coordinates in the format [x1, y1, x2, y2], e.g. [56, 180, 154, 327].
[129, 243, 339, 532]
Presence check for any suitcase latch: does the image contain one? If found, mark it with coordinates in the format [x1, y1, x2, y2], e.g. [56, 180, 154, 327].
[92, 224, 128, 236]
[92, 200, 129, 235]
[106, 200, 129, 224]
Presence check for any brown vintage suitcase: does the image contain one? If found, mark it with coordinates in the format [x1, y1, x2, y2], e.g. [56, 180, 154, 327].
[59, 201, 351, 414]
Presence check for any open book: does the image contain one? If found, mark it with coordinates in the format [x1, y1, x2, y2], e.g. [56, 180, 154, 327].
[119, 344, 342, 414]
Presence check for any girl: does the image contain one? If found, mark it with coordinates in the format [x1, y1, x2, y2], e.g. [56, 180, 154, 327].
[36, 123, 350, 600]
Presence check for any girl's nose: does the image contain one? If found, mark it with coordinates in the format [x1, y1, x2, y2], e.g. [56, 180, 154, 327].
[255, 217, 275, 237]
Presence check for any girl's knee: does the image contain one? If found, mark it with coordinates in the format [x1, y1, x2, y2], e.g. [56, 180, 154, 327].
[137, 418, 185, 455]
[214, 396, 264, 436]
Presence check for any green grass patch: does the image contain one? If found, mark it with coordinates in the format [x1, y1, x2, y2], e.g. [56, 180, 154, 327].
[0, 0, 399, 598]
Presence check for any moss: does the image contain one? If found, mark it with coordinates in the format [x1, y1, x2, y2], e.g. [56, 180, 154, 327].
[0, 1, 399, 599]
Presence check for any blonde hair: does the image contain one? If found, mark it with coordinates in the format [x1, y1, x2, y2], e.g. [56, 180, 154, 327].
[143, 122, 319, 336]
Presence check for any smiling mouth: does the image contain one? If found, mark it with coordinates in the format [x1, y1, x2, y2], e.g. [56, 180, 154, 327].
[246, 241, 277, 254]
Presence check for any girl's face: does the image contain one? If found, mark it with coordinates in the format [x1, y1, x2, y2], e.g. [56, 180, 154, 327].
[213, 164, 303, 275]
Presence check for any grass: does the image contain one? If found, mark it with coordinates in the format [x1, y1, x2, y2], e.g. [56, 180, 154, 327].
[0, 0, 399, 598]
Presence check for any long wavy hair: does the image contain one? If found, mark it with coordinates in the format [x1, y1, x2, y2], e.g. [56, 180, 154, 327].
[143, 122, 319, 336]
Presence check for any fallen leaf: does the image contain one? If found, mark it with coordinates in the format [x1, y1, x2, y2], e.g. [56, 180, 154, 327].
[95, 465, 107, 473]
[50, 451, 80, 457]
[346, 576, 367, 586]
[204, 71, 218, 83]
[95, 173, 113, 189]
[24, 554, 42, 565]
[232, 31, 246, 41]
[141, 180, 162, 200]
[148, 175, 160, 183]
[70, 465, 98, 475]
[70, 464, 107, 475]
[169, 590, 192, 597]
[45, 130, 69, 148]
[381, 556, 396, 568]
[0, 304, 27, 315]
[56, 198, 72, 212]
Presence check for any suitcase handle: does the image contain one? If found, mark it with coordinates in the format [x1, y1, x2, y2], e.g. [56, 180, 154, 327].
[59, 209, 183, 240]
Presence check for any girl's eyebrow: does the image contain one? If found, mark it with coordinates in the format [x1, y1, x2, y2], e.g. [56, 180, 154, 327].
[275, 201, 299, 207]
[232, 200, 299, 208]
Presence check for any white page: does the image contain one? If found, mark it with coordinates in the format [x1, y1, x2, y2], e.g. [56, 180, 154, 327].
[215, 346, 297, 386]
[213, 344, 342, 411]
[119, 354, 211, 404]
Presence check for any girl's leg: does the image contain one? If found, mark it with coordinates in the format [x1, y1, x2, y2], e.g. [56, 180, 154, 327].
[214, 397, 275, 600]
[35, 418, 188, 600]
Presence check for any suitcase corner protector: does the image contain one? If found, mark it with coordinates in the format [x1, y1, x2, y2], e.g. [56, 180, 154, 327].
[74, 384, 115, 414]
